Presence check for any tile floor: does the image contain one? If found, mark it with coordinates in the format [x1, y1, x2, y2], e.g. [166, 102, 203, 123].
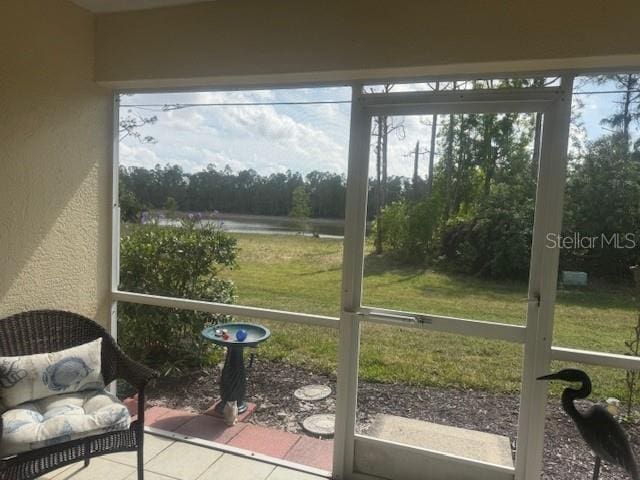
[38, 433, 328, 480]
[142, 404, 334, 472]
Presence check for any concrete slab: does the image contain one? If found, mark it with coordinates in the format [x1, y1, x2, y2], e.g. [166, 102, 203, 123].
[125, 471, 174, 480]
[145, 441, 222, 480]
[198, 453, 275, 480]
[267, 466, 328, 480]
[106, 433, 175, 466]
[37, 462, 76, 480]
[367, 414, 513, 468]
[49, 458, 134, 480]
[36, 434, 328, 480]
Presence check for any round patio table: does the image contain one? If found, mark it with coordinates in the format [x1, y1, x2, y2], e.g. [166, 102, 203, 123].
[201, 322, 271, 414]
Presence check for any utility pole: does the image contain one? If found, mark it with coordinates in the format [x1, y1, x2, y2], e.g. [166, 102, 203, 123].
[405, 141, 427, 200]
[413, 140, 420, 192]
[427, 81, 439, 197]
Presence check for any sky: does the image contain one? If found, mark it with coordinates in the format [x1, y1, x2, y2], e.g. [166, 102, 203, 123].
[119, 87, 352, 176]
[119, 77, 635, 179]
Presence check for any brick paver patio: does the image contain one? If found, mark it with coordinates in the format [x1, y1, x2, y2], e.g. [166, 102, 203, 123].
[136, 402, 333, 473]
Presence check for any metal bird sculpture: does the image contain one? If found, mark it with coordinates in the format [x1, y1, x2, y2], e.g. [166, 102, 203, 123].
[538, 369, 639, 480]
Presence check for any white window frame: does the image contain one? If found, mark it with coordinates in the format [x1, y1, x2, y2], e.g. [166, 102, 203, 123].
[110, 76, 640, 480]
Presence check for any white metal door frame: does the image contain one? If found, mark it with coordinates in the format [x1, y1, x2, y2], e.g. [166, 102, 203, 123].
[333, 78, 574, 480]
[515, 76, 574, 480]
[333, 83, 372, 479]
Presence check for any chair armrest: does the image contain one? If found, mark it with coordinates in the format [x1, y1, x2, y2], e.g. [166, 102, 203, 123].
[101, 335, 158, 390]
[115, 350, 158, 391]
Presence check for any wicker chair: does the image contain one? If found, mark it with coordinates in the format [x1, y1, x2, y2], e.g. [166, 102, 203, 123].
[0, 310, 157, 480]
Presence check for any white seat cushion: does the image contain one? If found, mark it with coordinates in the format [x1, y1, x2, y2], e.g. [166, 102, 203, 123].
[1, 389, 130, 457]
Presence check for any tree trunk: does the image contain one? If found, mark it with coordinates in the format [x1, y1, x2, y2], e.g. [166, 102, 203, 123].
[427, 81, 439, 198]
[531, 111, 543, 178]
[623, 73, 633, 153]
[444, 81, 456, 220]
[483, 115, 494, 197]
[378, 115, 390, 254]
[375, 84, 394, 254]
[427, 115, 437, 197]
[382, 115, 388, 210]
[413, 140, 420, 197]
[374, 116, 383, 254]
[453, 113, 466, 214]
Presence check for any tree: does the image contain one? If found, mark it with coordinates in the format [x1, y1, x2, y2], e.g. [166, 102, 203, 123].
[562, 133, 640, 279]
[119, 189, 143, 223]
[442, 81, 460, 220]
[596, 74, 640, 153]
[290, 185, 311, 233]
[120, 164, 349, 220]
[377, 79, 540, 275]
[371, 84, 406, 253]
[156, 164, 187, 209]
[306, 171, 346, 218]
[164, 196, 178, 218]
[119, 103, 157, 145]
[419, 80, 440, 197]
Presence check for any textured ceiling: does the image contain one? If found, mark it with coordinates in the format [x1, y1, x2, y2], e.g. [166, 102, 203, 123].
[70, 0, 215, 13]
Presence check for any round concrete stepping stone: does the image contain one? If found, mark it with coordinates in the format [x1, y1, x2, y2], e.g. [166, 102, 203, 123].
[302, 414, 335, 437]
[294, 384, 332, 401]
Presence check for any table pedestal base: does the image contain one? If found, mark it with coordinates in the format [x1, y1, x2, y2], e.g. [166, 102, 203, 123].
[218, 346, 248, 414]
[214, 399, 248, 414]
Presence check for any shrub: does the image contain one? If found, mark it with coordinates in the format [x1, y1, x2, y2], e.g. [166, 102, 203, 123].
[439, 189, 534, 280]
[290, 185, 311, 233]
[118, 217, 237, 373]
[374, 196, 442, 262]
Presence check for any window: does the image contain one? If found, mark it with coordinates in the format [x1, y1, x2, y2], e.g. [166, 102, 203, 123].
[111, 73, 640, 480]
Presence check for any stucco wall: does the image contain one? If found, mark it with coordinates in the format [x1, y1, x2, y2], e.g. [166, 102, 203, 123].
[0, 0, 112, 328]
[95, 0, 640, 89]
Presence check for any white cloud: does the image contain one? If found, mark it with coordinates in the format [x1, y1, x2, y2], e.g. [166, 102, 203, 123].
[119, 87, 351, 176]
[119, 143, 161, 170]
[162, 110, 215, 134]
[201, 148, 248, 172]
[221, 103, 345, 162]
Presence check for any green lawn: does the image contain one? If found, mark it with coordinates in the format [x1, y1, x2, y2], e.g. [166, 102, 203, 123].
[221, 233, 640, 401]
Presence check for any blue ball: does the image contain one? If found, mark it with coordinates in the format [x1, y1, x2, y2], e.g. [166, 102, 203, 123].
[235, 329, 248, 341]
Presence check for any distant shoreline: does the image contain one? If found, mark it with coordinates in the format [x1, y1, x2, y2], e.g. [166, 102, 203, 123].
[149, 210, 348, 226]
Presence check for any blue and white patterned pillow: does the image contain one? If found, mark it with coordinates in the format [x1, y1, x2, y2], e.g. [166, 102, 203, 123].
[0, 339, 104, 408]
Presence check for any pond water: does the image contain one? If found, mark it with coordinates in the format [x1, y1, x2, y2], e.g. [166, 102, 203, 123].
[152, 213, 348, 238]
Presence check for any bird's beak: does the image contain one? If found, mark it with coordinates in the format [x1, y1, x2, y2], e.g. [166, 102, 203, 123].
[537, 372, 561, 381]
